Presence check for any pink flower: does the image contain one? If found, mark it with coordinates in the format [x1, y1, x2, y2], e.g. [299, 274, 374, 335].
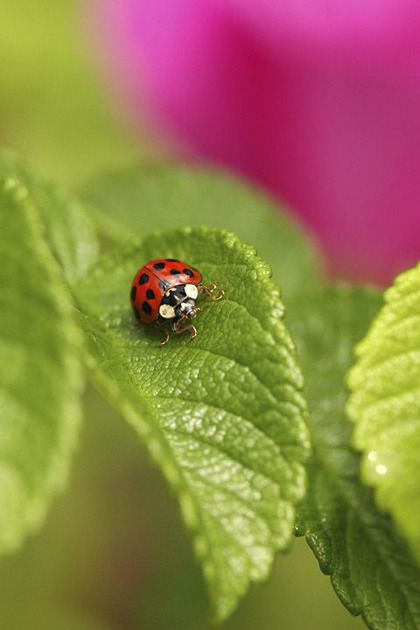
[91, 0, 420, 285]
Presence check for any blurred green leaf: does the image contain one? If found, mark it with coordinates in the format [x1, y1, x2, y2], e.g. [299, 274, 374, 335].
[291, 288, 420, 630]
[348, 264, 420, 562]
[0, 0, 140, 185]
[76, 227, 310, 621]
[82, 163, 322, 302]
[0, 153, 98, 283]
[0, 176, 83, 554]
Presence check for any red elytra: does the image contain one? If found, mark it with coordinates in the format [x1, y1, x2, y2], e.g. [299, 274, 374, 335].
[130, 258, 202, 324]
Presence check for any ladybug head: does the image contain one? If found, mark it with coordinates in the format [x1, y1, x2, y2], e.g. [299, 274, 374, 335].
[176, 298, 201, 320]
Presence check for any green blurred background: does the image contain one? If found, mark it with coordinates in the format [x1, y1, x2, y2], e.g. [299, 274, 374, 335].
[0, 2, 364, 628]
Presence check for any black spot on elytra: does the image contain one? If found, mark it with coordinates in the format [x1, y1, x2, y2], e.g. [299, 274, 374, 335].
[166, 258, 179, 262]
[146, 288, 155, 300]
[130, 285, 137, 302]
[154, 262, 165, 270]
[170, 269, 180, 275]
[183, 268, 194, 277]
[142, 301, 152, 314]
[139, 273, 149, 285]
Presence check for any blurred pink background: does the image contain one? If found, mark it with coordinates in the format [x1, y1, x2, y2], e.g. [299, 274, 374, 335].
[91, 0, 420, 285]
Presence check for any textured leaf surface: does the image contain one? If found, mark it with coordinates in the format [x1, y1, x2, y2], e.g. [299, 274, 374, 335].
[0, 177, 83, 553]
[290, 288, 420, 629]
[82, 163, 321, 301]
[0, 153, 98, 283]
[348, 264, 420, 562]
[76, 227, 310, 621]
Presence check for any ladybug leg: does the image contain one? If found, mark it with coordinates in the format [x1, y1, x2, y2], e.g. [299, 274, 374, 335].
[160, 328, 171, 346]
[173, 317, 198, 341]
[155, 323, 171, 346]
[179, 323, 198, 341]
[198, 283, 224, 301]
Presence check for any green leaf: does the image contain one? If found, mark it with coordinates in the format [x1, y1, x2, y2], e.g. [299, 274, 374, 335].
[290, 287, 420, 629]
[83, 160, 420, 625]
[83, 163, 420, 626]
[0, 152, 98, 284]
[348, 264, 420, 562]
[75, 226, 310, 621]
[82, 163, 321, 301]
[0, 176, 83, 553]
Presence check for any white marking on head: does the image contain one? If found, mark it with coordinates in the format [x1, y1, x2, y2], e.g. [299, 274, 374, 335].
[184, 284, 198, 299]
[159, 304, 176, 319]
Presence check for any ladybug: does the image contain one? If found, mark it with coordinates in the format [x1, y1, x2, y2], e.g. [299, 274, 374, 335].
[130, 258, 224, 345]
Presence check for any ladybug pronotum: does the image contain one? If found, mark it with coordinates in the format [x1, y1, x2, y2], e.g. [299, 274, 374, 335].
[130, 258, 224, 345]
